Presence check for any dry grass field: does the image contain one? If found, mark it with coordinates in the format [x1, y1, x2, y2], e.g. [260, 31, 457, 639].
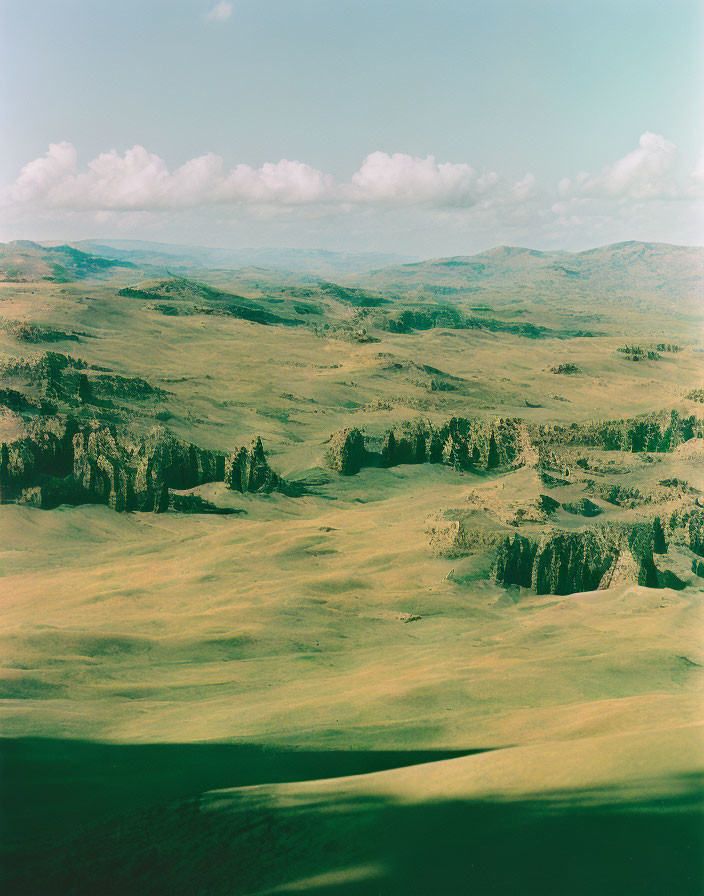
[0, 239, 703, 894]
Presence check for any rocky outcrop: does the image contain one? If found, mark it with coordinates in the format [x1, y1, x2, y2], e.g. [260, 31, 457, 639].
[0, 319, 81, 344]
[325, 410, 703, 479]
[531, 410, 703, 454]
[493, 534, 537, 588]
[533, 529, 619, 594]
[85, 373, 167, 402]
[653, 516, 667, 554]
[537, 447, 571, 485]
[0, 352, 168, 411]
[0, 417, 283, 512]
[591, 483, 646, 507]
[225, 438, 281, 493]
[1, 352, 86, 399]
[169, 494, 240, 515]
[494, 521, 660, 595]
[71, 425, 230, 512]
[72, 423, 155, 512]
[561, 498, 603, 517]
[326, 417, 523, 476]
[0, 387, 56, 416]
[426, 510, 505, 558]
[324, 428, 368, 476]
[539, 494, 560, 514]
[0, 416, 78, 506]
[598, 545, 642, 589]
[689, 509, 704, 557]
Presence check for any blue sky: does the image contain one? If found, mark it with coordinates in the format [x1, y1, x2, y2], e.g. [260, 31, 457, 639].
[2, 0, 703, 254]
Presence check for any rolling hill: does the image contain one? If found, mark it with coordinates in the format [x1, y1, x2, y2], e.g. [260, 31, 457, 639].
[0, 241, 137, 283]
[69, 240, 416, 278]
[355, 241, 704, 311]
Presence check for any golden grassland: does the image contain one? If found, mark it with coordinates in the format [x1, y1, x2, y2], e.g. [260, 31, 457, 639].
[1, 249, 703, 894]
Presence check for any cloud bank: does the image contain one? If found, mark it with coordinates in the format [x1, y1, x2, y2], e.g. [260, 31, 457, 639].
[7, 144, 509, 210]
[3, 133, 703, 251]
[558, 132, 681, 201]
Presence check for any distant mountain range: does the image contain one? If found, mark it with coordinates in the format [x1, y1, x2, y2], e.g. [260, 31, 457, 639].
[0, 239, 414, 283]
[356, 241, 704, 308]
[67, 240, 417, 278]
[0, 240, 702, 313]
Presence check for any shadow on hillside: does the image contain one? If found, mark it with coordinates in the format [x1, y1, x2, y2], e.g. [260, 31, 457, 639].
[0, 738, 479, 846]
[1, 739, 702, 896]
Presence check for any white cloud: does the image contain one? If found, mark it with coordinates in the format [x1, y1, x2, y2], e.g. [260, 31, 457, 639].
[559, 132, 678, 200]
[7, 145, 334, 210]
[12, 141, 77, 203]
[79, 146, 171, 208]
[348, 151, 497, 207]
[5, 145, 512, 211]
[3, 133, 703, 251]
[544, 132, 704, 247]
[511, 172, 538, 201]
[204, 2, 232, 23]
[222, 159, 332, 204]
[170, 152, 226, 204]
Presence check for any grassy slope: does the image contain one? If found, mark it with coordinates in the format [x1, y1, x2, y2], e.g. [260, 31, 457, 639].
[0, 252, 703, 893]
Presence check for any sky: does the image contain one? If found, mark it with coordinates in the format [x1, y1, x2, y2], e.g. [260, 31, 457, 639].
[1, 0, 703, 255]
